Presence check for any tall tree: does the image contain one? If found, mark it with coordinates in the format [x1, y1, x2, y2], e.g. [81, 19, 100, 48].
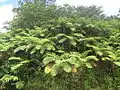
[11, 0, 106, 29]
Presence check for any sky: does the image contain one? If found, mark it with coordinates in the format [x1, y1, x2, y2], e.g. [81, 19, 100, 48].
[0, 0, 120, 32]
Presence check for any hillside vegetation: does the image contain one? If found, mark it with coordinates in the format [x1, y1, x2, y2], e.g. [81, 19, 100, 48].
[0, 0, 120, 90]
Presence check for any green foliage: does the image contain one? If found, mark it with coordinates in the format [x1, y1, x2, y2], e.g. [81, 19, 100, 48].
[11, 0, 105, 29]
[1, 16, 120, 89]
[1, 0, 120, 90]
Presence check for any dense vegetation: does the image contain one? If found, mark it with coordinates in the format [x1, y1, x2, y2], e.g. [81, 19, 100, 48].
[1, 0, 120, 90]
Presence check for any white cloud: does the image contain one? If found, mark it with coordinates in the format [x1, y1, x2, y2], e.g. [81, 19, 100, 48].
[56, 0, 120, 15]
[0, 4, 14, 32]
[0, 0, 6, 2]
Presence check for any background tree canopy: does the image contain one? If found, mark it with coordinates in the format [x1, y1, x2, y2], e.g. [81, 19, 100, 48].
[11, 0, 105, 29]
[0, 0, 120, 90]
